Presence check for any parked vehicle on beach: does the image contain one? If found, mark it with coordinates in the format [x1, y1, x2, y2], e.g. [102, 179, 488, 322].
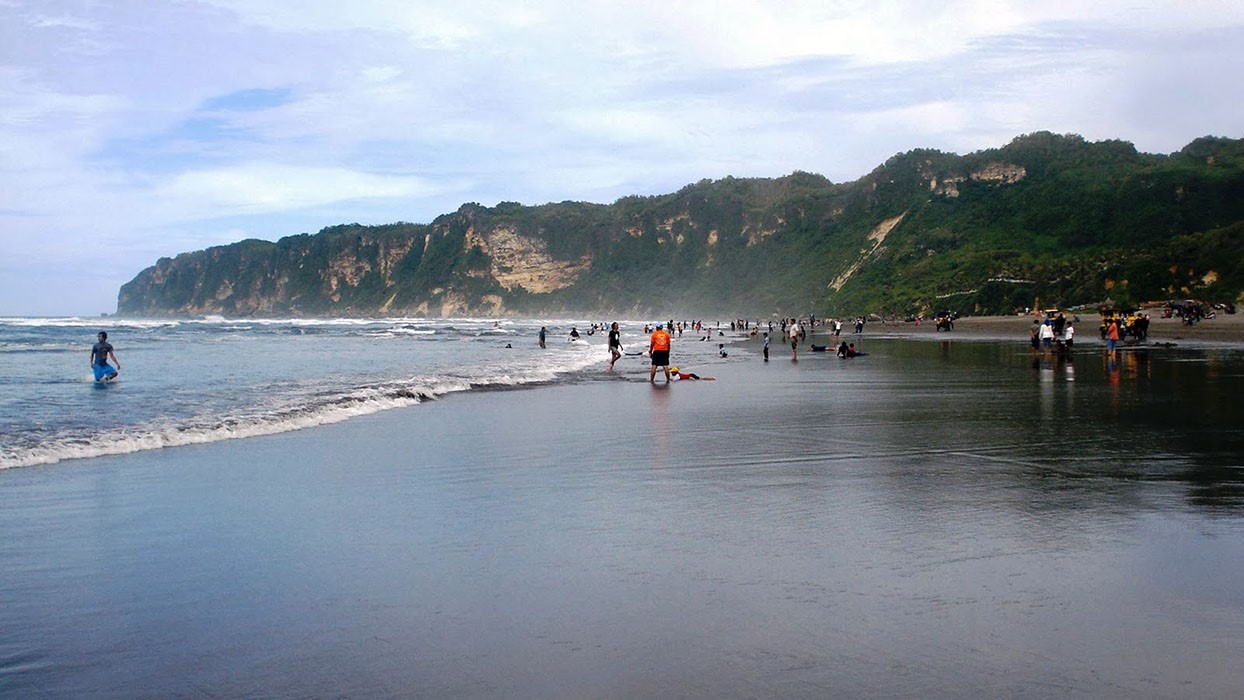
[1162, 299, 1214, 324]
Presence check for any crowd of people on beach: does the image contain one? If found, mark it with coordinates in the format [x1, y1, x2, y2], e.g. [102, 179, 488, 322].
[1030, 313, 1077, 356]
[1030, 310, 1159, 359]
[537, 315, 873, 382]
[93, 305, 1218, 389]
[1100, 313, 1150, 341]
[87, 308, 1196, 387]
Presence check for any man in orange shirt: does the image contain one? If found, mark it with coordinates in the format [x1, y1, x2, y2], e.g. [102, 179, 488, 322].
[649, 323, 672, 383]
[1105, 318, 1120, 353]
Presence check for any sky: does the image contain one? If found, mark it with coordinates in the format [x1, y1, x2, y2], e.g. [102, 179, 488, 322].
[2, 1, 1243, 316]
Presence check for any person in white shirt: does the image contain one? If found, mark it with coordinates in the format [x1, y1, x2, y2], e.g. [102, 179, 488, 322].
[1039, 321, 1055, 349]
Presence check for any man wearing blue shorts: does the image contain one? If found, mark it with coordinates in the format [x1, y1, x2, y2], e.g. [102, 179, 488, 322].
[91, 331, 121, 381]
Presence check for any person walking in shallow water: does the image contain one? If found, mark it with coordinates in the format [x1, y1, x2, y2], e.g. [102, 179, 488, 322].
[90, 331, 120, 381]
[649, 323, 672, 383]
[538, 326, 546, 349]
[607, 322, 623, 370]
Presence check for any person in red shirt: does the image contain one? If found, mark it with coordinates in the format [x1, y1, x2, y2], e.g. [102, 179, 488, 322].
[649, 323, 672, 383]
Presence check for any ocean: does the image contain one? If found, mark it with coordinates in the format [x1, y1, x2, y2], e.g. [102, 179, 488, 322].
[3, 319, 1244, 698]
[0, 316, 705, 470]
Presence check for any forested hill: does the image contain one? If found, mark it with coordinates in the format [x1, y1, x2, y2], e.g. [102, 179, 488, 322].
[117, 132, 1244, 318]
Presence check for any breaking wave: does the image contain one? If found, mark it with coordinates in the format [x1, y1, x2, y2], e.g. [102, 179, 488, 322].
[0, 346, 601, 470]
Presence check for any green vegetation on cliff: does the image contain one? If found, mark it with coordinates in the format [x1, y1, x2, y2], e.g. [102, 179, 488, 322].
[118, 133, 1244, 318]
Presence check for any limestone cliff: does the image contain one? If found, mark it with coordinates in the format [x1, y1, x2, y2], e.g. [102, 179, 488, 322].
[464, 224, 590, 293]
[117, 132, 1244, 317]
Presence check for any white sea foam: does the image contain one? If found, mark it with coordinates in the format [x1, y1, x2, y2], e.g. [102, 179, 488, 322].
[0, 343, 602, 470]
[0, 317, 183, 329]
[0, 388, 424, 469]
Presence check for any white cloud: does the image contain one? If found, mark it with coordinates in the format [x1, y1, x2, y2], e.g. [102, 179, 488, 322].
[188, 0, 1244, 70]
[148, 164, 443, 219]
[2, 0, 1243, 314]
[28, 13, 99, 31]
[195, 0, 518, 47]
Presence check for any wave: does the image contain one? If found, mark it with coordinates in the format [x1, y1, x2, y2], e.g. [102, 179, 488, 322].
[365, 328, 437, 338]
[0, 346, 601, 471]
[0, 342, 81, 354]
[0, 317, 184, 329]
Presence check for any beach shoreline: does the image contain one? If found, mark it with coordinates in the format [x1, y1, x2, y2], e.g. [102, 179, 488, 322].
[3, 326, 1243, 698]
[829, 312, 1244, 347]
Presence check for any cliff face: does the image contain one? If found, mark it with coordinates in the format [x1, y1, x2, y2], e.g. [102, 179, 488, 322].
[117, 214, 606, 317]
[465, 224, 590, 294]
[118, 133, 1244, 317]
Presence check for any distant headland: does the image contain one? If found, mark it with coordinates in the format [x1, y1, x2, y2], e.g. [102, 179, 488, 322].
[117, 132, 1244, 319]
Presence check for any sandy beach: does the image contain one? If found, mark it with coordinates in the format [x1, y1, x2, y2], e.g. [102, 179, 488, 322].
[851, 312, 1244, 346]
[4, 329, 1243, 698]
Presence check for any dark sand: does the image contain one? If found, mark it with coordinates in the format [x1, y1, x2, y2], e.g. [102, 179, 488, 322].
[3, 337, 1243, 698]
[853, 312, 1244, 346]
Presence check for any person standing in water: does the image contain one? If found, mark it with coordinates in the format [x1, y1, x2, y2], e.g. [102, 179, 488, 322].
[539, 326, 547, 348]
[649, 323, 672, 383]
[607, 322, 623, 370]
[90, 331, 121, 381]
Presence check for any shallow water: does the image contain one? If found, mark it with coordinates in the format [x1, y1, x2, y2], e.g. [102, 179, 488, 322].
[0, 316, 611, 468]
[2, 336, 1242, 698]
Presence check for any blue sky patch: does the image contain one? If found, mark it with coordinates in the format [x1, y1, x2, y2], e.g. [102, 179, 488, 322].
[202, 87, 294, 112]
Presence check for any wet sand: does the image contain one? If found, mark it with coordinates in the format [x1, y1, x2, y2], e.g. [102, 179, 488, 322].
[3, 336, 1243, 698]
[851, 312, 1244, 346]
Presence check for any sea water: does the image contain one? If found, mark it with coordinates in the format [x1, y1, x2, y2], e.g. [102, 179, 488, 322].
[3, 322, 1244, 698]
[0, 316, 666, 469]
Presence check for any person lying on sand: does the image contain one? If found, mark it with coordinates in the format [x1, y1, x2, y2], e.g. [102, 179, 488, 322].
[837, 342, 868, 358]
[668, 366, 715, 381]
